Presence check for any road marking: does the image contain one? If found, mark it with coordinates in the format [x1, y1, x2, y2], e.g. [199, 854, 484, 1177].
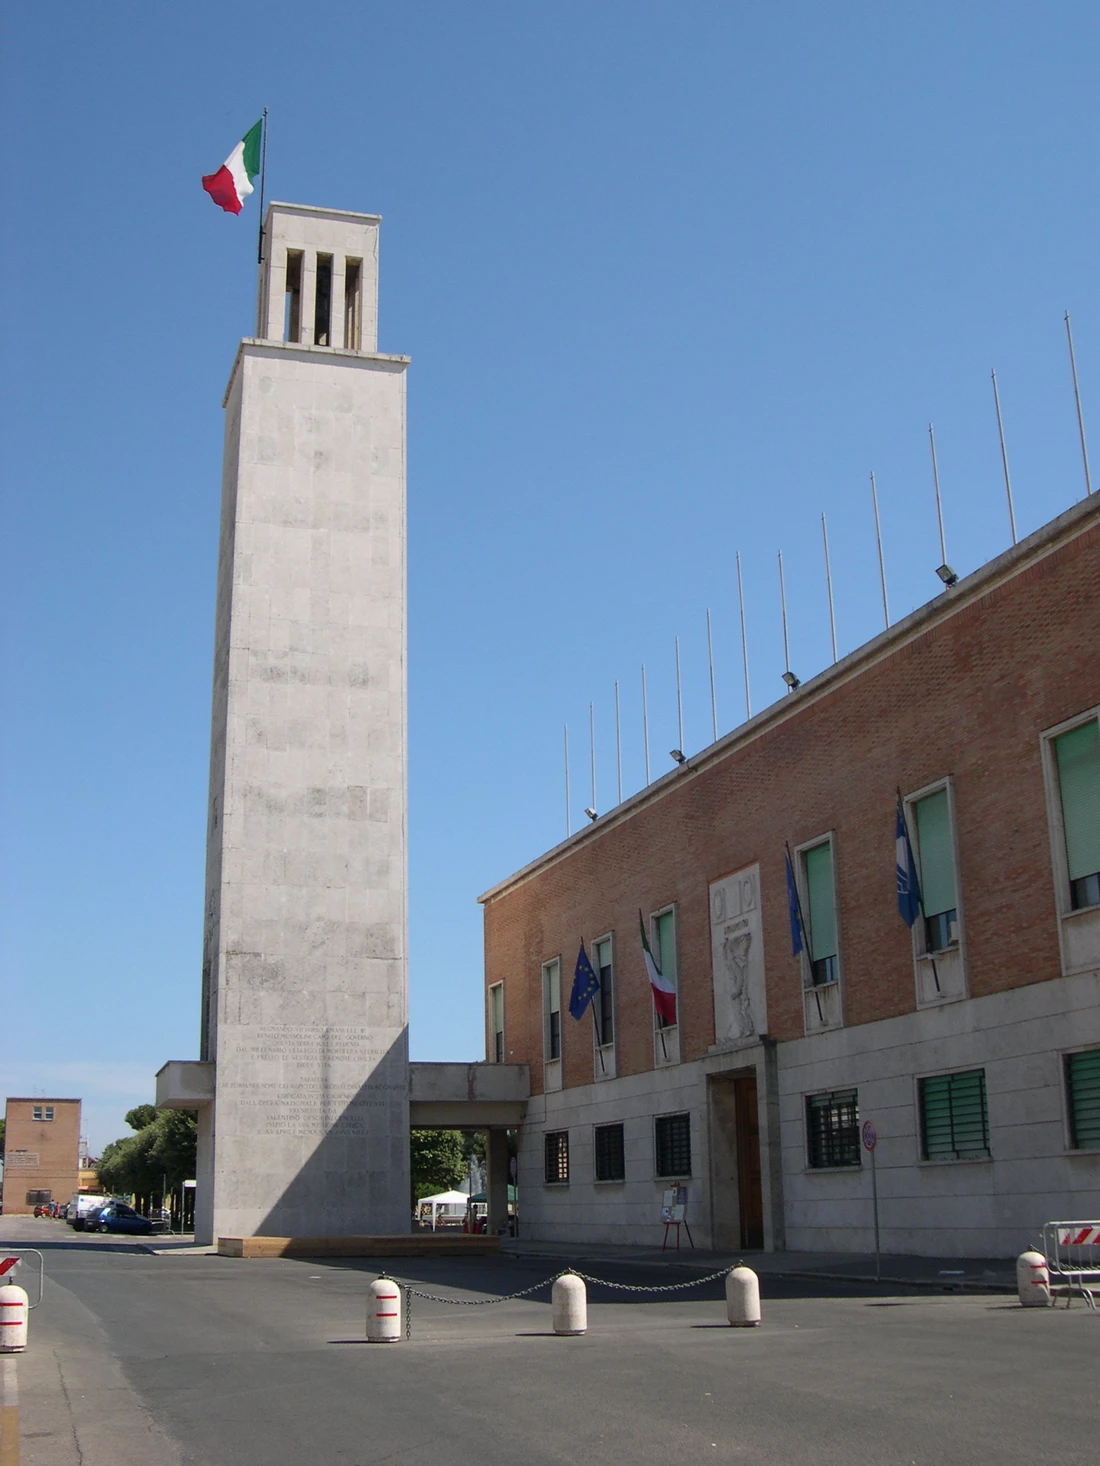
[0, 1356, 19, 1466]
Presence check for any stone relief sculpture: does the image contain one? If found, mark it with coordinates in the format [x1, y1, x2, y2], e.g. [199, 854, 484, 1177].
[710, 864, 767, 1046]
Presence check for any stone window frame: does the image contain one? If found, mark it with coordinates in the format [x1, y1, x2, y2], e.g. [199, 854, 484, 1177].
[591, 931, 616, 1076]
[593, 1121, 626, 1183]
[487, 982, 504, 1064]
[903, 775, 970, 1008]
[649, 904, 681, 1068]
[541, 956, 563, 1093]
[1040, 705, 1100, 977]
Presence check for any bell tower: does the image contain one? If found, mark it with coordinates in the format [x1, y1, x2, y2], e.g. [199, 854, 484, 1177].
[194, 204, 410, 1244]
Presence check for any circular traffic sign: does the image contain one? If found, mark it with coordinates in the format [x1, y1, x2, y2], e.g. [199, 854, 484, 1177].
[861, 1120, 877, 1152]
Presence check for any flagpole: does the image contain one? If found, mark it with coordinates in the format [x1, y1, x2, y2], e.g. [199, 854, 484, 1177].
[641, 664, 651, 785]
[706, 608, 718, 742]
[674, 636, 684, 753]
[589, 702, 596, 815]
[1065, 311, 1093, 497]
[778, 551, 793, 687]
[991, 370, 1018, 545]
[736, 550, 751, 719]
[614, 679, 623, 804]
[928, 424, 949, 568]
[256, 107, 269, 265]
[822, 514, 838, 663]
[563, 724, 570, 838]
[870, 472, 890, 628]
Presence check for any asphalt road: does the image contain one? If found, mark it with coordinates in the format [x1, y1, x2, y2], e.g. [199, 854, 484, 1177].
[2, 1218, 1097, 1466]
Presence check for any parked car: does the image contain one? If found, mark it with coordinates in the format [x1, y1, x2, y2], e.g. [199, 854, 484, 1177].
[85, 1201, 157, 1236]
[67, 1193, 109, 1231]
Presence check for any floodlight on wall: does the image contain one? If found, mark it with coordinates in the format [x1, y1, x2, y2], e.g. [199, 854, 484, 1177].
[670, 749, 686, 765]
[782, 670, 801, 690]
[584, 807, 598, 822]
[936, 563, 959, 587]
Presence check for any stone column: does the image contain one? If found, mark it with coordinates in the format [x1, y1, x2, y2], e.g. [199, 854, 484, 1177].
[486, 1129, 510, 1235]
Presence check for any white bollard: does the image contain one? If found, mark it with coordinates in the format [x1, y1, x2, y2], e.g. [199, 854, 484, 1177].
[552, 1272, 587, 1335]
[0, 1286, 29, 1352]
[367, 1276, 402, 1342]
[725, 1266, 761, 1327]
[1016, 1251, 1052, 1308]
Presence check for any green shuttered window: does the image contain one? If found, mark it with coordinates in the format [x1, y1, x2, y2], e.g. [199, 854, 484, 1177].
[919, 1069, 990, 1160]
[804, 840, 838, 985]
[1066, 1050, 1100, 1149]
[914, 789, 956, 917]
[1054, 720, 1100, 909]
[654, 910, 677, 1028]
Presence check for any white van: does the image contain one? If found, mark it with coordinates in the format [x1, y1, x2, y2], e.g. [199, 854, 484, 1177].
[67, 1193, 109, 1231]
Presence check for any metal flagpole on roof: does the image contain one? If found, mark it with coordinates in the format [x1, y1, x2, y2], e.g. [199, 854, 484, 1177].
[778, 551, 793, 687]
[256, 107, 269, 264]
[821, 513, 838, 663]
[589, 702, 596, 816]
[928, 425, 949, 570]
[990, 370, 1018, 545]
[641, 665, 651, 785]
[706, 609, 718, 742]
[563, 724, 570, 837]
[614, 680, 623, 804]
[736, 550, 751, 719]
[870, 472, 890, 628]
[1065, 311, 1093, 497]
[674, 637, 684, 754]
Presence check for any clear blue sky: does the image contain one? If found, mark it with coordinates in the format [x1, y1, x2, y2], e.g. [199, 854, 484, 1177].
[2, 3, 1096, 1151]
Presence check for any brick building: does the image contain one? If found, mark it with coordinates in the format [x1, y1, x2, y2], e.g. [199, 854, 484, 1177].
[480, 496, 1100, 1258]
[1, 1098, 82, 1214]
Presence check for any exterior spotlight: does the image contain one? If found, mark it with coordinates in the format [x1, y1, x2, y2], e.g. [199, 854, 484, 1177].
[936, 564, 959, 587]
[782, 671, 801, 690]
[670, 749, 686, 765]
[584, 807, 598, 821]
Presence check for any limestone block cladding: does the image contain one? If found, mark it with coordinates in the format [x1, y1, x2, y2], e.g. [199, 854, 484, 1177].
[193, 204, 410, 1245]
[481, 496, 1100, 1258]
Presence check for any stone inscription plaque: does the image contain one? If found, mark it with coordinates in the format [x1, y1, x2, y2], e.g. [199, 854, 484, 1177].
[710, 864, 767, 1045]
[222, 1024, 406, 1138]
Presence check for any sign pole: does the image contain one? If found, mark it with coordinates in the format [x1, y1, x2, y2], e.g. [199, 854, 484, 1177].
[862, 1120, 880, 1281]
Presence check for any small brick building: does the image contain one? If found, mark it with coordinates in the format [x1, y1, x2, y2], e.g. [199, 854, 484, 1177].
[2, 1098, 82, 1214]
[480, 496, 1100, 1257]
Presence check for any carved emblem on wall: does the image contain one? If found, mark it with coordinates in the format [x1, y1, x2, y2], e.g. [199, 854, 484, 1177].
[710, 864, 767, 1046]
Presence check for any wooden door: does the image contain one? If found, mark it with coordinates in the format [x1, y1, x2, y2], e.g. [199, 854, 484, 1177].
[733, 1075, 764, 1249]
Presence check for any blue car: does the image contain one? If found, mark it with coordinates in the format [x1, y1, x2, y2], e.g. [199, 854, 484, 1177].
[86, 1201, 156, 1235]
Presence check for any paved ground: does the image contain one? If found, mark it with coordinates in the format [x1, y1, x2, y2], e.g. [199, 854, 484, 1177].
[1, 1216, 1096, 1465]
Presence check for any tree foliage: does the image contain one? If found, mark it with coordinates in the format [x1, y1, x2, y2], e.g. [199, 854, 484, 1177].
[96, 1106, 198, 1208]
[409, 1129, 466, 1202]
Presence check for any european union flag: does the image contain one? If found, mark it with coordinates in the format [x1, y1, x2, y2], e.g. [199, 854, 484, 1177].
[569, 941, 601, 1020]
[785, 847, 804, 956]
[896, 794, 922, 928]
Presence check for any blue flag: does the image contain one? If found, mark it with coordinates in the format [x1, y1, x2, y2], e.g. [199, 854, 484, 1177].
[896, 794, 922, 927]
[569, 941, 601, 1020]
[785, 848, 804, 956]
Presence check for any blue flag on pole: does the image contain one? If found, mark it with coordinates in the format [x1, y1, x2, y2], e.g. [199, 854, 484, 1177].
[569, 941, 601, 1020]
[785, 848, 804, 956]
[896, 794, 922, 927]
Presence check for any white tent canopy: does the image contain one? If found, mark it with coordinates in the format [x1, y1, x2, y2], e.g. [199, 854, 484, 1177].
[416, 1189, 471, 1230]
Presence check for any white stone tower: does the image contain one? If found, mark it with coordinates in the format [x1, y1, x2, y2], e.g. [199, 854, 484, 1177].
[194, 203, 410, 1244]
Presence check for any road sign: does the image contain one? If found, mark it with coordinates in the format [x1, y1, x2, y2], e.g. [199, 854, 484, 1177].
[862, 1120, 877, 1152]
[0, 1259, 19, 1277]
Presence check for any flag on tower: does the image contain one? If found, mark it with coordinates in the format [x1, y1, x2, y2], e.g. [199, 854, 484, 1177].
[639, 912, 676, 1025]
[202, 119, 263, 214]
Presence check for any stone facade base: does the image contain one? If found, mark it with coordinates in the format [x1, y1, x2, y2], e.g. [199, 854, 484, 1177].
[216, 1234, 501, 1259]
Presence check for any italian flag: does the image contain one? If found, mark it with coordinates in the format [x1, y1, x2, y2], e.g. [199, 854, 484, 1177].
[640, 912, 677, 1025]
[202, 119, 263, 215]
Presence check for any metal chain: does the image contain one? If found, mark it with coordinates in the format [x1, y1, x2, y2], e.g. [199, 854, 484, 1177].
[573, 1266, 732, 1294]
[397, 1264, 732, 1309]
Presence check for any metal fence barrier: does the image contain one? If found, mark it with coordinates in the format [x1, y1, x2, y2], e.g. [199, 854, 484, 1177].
[1041, 1222, 1100, 1311]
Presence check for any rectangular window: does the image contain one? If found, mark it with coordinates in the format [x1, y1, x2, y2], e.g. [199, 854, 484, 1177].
[654, 1112, 691, 1177]
[653, 909, 677, 1028]
[543, 959, 561, 1061]
[489, 983, 504, 1064]
[284, 250, 303, 342]
[313, 253, 333, 346]
[1054, 719, 1100, 910]
[1066, 1049, 1100, 1149]
[595, 936, 614, 1045]
[343, 259, 362, 350]
[32, 1106, 42, 1120]
[803, 840, 838, 985]
[44, 1106, 54, 1121]
[914, 788, 958, 951]
[544, 1131, 569, 1184]
[919, 1069, 990, 1160]
[806, 1090, 860, 1168]
[594, 1123, 625, 1181]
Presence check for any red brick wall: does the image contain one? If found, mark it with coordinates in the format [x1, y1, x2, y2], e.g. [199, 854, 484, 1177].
[484, 514, 1100, 1096]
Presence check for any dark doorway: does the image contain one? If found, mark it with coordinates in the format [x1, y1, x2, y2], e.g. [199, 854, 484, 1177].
[707, 1071, 764, 1251]
[733, 1075, 764, 1249]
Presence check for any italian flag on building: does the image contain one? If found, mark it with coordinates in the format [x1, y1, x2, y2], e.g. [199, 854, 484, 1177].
[202, 119, 263, 215]
[640, 912, 677, 1025]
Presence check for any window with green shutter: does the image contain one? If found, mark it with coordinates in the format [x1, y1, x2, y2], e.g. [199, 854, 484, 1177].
[1054, 719, 1100, 910]
[1066, 1050, 1100, 1150]
[803, 840, 838, 986]
[919, 1069, 990, 1160]
[654, 910, 677, 1029]
[914, 788, 958, 951]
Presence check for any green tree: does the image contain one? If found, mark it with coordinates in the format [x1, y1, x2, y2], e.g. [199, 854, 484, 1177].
[124, 1104, 158, 1131]
[96, 1105, 198, 1215]
[409, 1129, 466, 1202]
